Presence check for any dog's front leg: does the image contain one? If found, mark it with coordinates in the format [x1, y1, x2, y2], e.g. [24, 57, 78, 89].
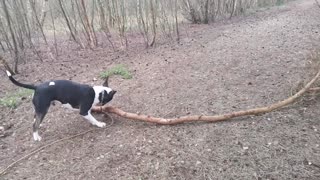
[82, 111, 106, 128]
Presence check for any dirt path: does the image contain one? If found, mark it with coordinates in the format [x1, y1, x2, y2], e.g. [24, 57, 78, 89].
[1, 0, 320, 179]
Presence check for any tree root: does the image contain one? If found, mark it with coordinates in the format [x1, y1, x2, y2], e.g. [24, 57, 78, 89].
[92, 69, 320, 124]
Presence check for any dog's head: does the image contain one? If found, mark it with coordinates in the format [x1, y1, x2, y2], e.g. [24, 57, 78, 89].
[98, 89, 116, 105]
[98, 76, 116, 105]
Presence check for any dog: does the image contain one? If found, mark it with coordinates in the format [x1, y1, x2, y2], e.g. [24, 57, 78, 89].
[5, 70, 116, 141]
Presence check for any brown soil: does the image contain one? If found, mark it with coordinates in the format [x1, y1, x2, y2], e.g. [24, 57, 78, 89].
[1, 0, 320, 179]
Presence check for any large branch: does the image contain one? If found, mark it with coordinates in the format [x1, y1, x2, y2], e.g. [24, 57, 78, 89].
[92, 69, 320, 124]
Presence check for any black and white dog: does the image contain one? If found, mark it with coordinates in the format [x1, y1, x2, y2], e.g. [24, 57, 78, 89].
[5, 70, 116, 141]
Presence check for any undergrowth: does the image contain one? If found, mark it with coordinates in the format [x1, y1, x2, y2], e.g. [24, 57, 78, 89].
[275, 0, 285, 6]
[0, 89, 33, 109]
[100, 64, 132, 79]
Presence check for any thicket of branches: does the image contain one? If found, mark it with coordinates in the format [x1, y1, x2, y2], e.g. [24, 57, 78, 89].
[0, 0, 289, 73]
[180, 0, 291, 23]
[0, 0, 180, 73]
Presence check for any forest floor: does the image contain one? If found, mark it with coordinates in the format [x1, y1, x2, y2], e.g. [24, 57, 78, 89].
[1, 0, 320, 179]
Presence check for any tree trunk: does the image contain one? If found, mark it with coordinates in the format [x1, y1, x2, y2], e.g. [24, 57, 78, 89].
[50, 3, 58, 57]
[58, 0, 78, 43]
[2, 0, 20, 73]
[138, 0, 149, 47]
[29, 0, 48, 44]
[230, 0, 237, 19]
[203, 0, 210, 24]
[80, 0, 97, 48]
[175, 0, 180, 42]
[149, 0, 157, 47]
[40, 0, 49, 27]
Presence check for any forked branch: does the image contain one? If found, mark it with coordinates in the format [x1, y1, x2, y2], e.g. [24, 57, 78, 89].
[92, 69, 320, 124]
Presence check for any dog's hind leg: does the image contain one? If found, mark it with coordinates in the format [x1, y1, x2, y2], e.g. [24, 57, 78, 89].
[32, 98, 50, 141]
[33, 113, 44, 141]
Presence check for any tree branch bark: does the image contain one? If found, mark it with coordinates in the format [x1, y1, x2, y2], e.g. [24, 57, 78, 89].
[315, 0, 320, 8]
[58, 0, 78, 44]
[307, 87, 320, 92]
[92, 68, 320, 124]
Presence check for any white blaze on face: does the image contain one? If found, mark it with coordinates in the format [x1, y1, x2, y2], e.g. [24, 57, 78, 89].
[49, 82, 55, 86]
[92, 86, 113, 105]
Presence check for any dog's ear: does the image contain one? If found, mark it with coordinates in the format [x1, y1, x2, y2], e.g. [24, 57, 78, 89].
[105, 90, 116, 96]
[110, 90, 117, 96]
[102, 76, 109, 87]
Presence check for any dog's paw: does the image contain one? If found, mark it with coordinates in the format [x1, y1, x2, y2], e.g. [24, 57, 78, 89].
[96, 121, 106, 128]
[33, 132, 42, 141]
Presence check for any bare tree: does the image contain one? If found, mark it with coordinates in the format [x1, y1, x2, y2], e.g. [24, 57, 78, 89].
[96, 0, 115, 50]
[2, 0, 20, 73]
[180, 0, 288, 23]
[58, 0, 81, 46]
[149, 0, 157, 46]
[203, 0, 210, 23]
[50, 2, 58, 57]
[230, 0, 237, 19]
[79, 0, 97, 48]
[40, 0, 49, 27]
[29, 0, 48, 44]
[175, 0, 180, 42]
[110, 0, 127, 48]
[137, 0, 149, 47]
[0, 0, 291, 71]
[0, 17, 13, 52]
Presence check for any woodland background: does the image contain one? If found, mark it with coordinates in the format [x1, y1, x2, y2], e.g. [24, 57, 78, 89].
[0, 0, 289, 72]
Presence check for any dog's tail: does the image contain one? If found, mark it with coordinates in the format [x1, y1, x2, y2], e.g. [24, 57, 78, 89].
[6, 70, 36, 90]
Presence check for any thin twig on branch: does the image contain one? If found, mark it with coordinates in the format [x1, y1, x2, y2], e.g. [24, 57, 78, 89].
[93, 69, 320, 124]
[308, 87, 320, 92]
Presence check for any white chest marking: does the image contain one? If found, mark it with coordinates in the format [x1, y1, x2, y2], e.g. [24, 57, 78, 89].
[49, 82, 55, 86]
